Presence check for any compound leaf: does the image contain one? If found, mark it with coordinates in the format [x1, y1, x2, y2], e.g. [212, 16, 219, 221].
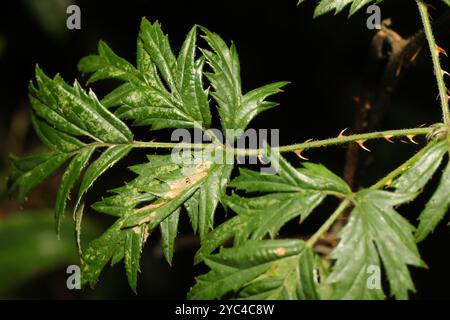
[328, 190, 425, 300]
[201, 27, 288, 133]
[31, 66, 133, 143]
[188, 240, 305, 300]
[195, 150, 350, 263]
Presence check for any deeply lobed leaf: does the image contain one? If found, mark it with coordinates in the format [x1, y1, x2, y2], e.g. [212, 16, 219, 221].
[188, 240, 315, 299]
[328, 190, 425, 300]
[195, 150, 350, 263]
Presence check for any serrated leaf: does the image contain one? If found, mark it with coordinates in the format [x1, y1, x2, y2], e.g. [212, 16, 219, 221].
[225, 192, 325, 241]
[81, 20, 211, 130]
[238, 247, 320, 300]
[160, 208, 180, 265]
[195, 151, 350, 263]
[184, 164, 233, 240]
[177, 28, 211, 126]
[392, 140, 447, 194]
[78, 40, 142, 85]
[75, 145, 132, 214]
[313, 0, 380, 17]
[328, 190, 424, 300]
[55, 147, 95, 235]
[81, 221, 125, 287]
[297, 248, 321, 300]
[85, 151, 228, 287]
[188, 240, 305, 300]
[100, 82, 136, 108]
[9, 152, 72, 203]
[125, 226, 146, 293]
[235, 82, 289, 131]
[31, 114, 84, 152]
[139, 19, 178, 93]
[416, 161, 450, 242]
[201, 27, 287, 133]
[30, 66, 133, 144]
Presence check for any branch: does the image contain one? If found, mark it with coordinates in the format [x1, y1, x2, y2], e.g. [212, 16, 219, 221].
[417, 1, 450, 126]
[89, 126, 433, 155]
[305, 199, 352, 249]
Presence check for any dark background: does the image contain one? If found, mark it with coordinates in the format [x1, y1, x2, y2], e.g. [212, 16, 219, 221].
[0, 0, 449, 299]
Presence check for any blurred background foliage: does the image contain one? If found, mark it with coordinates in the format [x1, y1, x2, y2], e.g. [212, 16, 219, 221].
[0, 0, 449, 299]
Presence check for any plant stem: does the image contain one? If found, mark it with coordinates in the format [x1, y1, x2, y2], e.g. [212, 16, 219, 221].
[275, 127, 430, 154]
[305, 199, 351, 248]
[370, 141, 436, 190]
[95, 126, 432, 155]
[417, 1, 450, 126]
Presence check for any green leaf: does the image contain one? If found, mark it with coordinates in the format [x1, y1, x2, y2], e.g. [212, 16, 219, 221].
[139, 19, 178, 93]
[225, 192, 325, 241]
[416, 161, 450, 242]
[297, 248, 321, 300]
[160, 208, 180, 265]
[312, 0, 380, 17]
[328, 190, 424, 300]
[31, 114, 84, 152]
[195, 151, 350, 263]
[392, 140, 447, 194]
[124, 226, 146, 293]
[78, 40, 142, 85]
[236, 82, 289, 131]
[55, 147, 95, 235]
[30, 66, 133, 143]
[184, 163, 233, 241]
[177, 27, 211, 127]
[80, 20, 211, 130]
[200, 26, 288, 133]
[188, 240, 305, 300]
[9, 152, 72, 203]
[81, 221, 125, 287]
[10, 65, 135, 244]
[85, 151, 231, 285]
[238, 247, 321, 300]
[75, 145, 132, 213]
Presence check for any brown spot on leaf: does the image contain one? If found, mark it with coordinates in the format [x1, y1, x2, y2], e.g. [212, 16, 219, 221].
[276, 247, 286, 257]
[138, 211, 157, 225]
[166, 171, 208, 198]
[132, 226, 142, 234]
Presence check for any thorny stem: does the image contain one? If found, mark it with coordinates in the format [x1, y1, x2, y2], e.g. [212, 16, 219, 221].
[275, 127, 430, 154]
[417, 1, 450, 126]
[92, 126, 433, 155]
[305, 199, 351, 249]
